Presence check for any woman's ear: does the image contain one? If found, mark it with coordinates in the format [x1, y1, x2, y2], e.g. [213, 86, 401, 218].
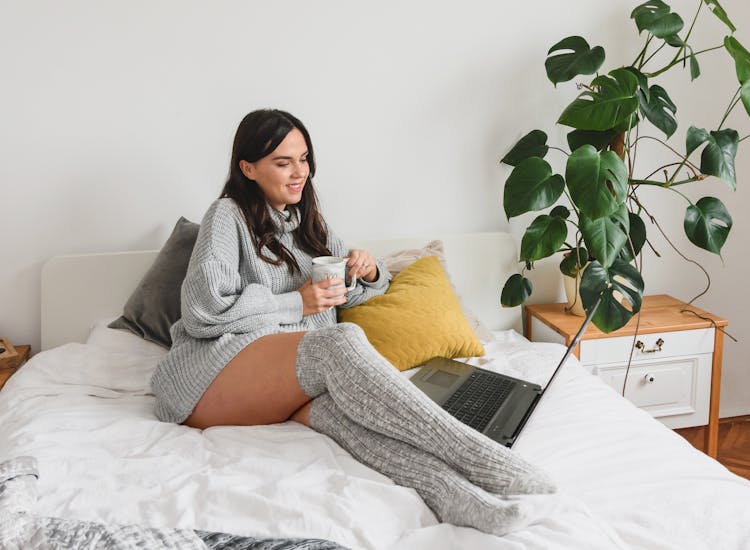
[239, 160, 255, 180]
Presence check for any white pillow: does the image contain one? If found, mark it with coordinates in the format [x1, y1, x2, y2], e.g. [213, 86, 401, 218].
[87, 317, 168, 357]
[380, 240, 495, 343]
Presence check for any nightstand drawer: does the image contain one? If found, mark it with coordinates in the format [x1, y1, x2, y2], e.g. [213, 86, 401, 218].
[526, 296, 727, 453]
[593, 354, 712, 429]
[580, 328, 714, 366]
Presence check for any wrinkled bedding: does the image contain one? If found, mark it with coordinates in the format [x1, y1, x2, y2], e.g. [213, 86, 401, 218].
[1, 329, 749, 550]
[0, 457, 346, 550]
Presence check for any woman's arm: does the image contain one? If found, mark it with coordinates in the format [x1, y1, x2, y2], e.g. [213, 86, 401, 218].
[180, 200, 303, 339]
[326, 230, 391, 309]
[181, 260, 302, 338]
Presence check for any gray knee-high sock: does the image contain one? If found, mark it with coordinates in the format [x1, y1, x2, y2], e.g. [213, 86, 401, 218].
[309, 393, 530, 537]
[296, 324, 555, 495]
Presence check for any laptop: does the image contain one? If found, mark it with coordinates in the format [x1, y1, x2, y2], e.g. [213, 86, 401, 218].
[411, 298, 600, 447]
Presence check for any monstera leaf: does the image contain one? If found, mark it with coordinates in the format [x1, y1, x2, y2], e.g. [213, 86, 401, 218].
[620, 212, 647, 262]
[684, 197, 732, 255]
[545, 36, 605, 85]
[689, 48, 701, 80]
[567, 129, 618, 152]
[631, 0, 684, 40]
[724, 36, 750, 115]
[579, 259, 644, 333]
[705, 0, 736, 32]
[501, 130, 549, 166]
[560, 247, 589, 277]
[550, 205, 570, 219]
[579, 205, 630, 268]
[503, 157, 565, 218]
[686, 126, 739, 190]
[725, 36, 750, 81]
[566, 109, 640, 150]
[566, 145, 628, 220]
[501, 274, 533, 307]
[624, 66, 650, 100]
[558, 69, 640, 131]
[638, 84, 677, 138]
[519, 214, 568, 262]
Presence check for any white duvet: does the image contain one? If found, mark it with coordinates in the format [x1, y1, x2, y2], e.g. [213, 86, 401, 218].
[0, 328, 748, 550]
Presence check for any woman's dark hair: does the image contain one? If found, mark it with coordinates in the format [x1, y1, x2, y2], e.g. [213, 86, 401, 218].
[220, 109, 331, 273]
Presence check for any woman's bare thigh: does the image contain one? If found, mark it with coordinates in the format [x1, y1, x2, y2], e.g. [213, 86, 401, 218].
[184, 331, 311, 429]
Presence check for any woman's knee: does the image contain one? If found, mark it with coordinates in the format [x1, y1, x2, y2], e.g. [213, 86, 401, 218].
[334, 322, 368, 344]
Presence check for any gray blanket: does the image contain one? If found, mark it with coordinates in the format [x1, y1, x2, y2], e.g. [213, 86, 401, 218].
[0, 457, 349, 550]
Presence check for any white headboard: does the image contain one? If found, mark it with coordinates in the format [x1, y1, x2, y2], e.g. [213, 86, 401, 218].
[41, 250, 159, 351]
[40, 232, 521, 351]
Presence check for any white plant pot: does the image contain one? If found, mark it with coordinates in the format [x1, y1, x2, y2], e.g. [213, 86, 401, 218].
[565, 271, 626, 317]
[563, 272, 586, 317]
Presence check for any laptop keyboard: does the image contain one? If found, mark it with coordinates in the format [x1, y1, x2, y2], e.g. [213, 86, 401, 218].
[442, 371, 516, 431]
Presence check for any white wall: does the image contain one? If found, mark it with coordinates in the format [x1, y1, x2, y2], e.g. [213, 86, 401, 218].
[1, 0, 748, 416]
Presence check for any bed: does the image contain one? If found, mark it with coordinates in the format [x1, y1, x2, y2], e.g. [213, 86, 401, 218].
[2, 231, 750, 549]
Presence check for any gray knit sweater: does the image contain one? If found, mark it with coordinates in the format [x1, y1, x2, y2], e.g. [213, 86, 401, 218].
[150, 198, 391, 424]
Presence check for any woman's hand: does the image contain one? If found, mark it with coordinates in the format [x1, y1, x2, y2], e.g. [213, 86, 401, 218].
[298, 278, 348, 316]
[347, 249, 378, 283]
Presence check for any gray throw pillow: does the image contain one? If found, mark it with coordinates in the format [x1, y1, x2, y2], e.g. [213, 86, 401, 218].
[109, 217, 200, 348]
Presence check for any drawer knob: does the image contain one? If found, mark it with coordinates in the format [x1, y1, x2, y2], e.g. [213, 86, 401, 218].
[644, 373, 656, 383]
[635, 338, 664, 354]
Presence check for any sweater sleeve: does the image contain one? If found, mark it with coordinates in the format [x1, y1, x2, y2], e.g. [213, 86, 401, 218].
[180, 200, 303, 339]
[327, 228, 391, 309]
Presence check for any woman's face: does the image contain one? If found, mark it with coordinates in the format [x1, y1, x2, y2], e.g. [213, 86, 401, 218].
[240, 128, 310, 211]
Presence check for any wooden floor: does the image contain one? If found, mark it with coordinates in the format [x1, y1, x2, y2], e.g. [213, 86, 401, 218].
[674, 415, 750, 480]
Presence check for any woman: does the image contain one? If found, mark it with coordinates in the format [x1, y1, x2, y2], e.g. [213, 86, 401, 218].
[151, 109, 555, 537]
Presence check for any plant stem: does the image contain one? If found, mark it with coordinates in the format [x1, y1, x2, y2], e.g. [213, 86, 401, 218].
[620, 113, 636, 167]
[684, 0, 702, 45]
[666, 186, 695, 207]
[622, 251, 644, 397]
[666, 0, 703, 67]
[630, 176, 702, 187]
[645, 45, 724, 78]
[637, 196, 713, 308]
[633, 34, 655, 68]
[629, 191, 661, 259]
[641, 41, 668, 68]
[563, 188, 577, 213]
[642, 162, 694, 181]
[628, 122, 641, 180]
[631, 135, 701, 173]
[718, 90, 743, 130]
[741, 135, 750, 142]
[548, 146, 570, 156]
[666, 154, 692, 185]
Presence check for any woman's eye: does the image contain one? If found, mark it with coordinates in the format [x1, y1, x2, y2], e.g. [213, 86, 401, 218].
[277, 163, 290, 167]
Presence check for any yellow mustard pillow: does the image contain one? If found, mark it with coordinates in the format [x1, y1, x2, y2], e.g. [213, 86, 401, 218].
[338, 255, 485, 371]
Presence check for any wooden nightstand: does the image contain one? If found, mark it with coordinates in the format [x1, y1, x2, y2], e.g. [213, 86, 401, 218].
[525, 295, 727, 459]
[0, 344, 31, 391]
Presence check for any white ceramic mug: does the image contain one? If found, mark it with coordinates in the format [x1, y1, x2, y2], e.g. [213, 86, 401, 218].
[311, 256, 357, 291]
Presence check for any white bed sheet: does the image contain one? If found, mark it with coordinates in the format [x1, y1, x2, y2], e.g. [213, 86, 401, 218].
[1, 328, 749, 550]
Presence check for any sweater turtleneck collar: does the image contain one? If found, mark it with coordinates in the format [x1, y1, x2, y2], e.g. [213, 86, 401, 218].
[268, 205, 301, 234]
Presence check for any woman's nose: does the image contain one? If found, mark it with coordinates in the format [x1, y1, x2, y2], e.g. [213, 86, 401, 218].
[292, 162, 307, 178]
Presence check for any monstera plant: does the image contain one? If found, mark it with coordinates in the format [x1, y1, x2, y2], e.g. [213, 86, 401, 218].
[500, 0, 748, 333]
